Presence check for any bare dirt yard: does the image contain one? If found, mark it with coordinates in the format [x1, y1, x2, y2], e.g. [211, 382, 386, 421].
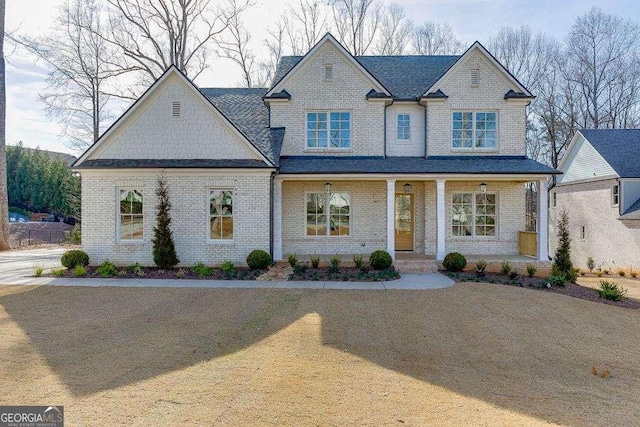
[578, 275, 640, 301]
[1, 282, 639, 426]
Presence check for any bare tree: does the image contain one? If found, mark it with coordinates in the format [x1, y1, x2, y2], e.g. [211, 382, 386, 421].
[330, 0, 382, 55]
[106, 0, 251, 88]
[283, 0, 328, 55]
[373, 3, 413, 55]
[216, 14, 267, 87]
[565, 7, 640, 128]
[410, 22, 464, 55]
[0, 0, 10, 249]
[10, 0, 128, 151]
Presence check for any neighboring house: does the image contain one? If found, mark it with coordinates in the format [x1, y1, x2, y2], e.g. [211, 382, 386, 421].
[550, 129, 640, 269]
[72, 33, 558, 267]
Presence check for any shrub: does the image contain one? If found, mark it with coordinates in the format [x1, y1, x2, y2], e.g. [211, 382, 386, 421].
[287, 254, 298, 268]
[309, 255, 320, 269]
[587, 257, 595, 273]
[632, 272, 638, 279]
[294, 263, 308, 274]
[246, 249, 272, 270]
[596, 271, 603, 277]
[509, 270, 518, 280]
[603, 269, 610, 275]
[475, 260, 487, 277]
[554, 209, 573, 277]
[548, 275, 565, 287]
[328, 255, 341, 273]
[33, 265, 44, 277]
[353, 255, 364, 269]
[96, 260, 118, 278]
[580, 270, 586, 276]
[51, 267, 66, 277]
[618, 270, 626, 277]
[221, 260, 236, 274]
[369, 250, 393, 270]
[133, 265, 146, 277]
[565, 268, 578, 283]
[442, 252, 466, 272]
[175, 269, 186, 279]
[526, 263, 537, 278]
[597, 281, 627, 301]
[65, 223, 82, 244]
[152, 173, 179, 269]
[61, 250, 89, 269]
[72, 265, 87, 277]
[191, 262, 213, 278]
[500, 260, 512, 276]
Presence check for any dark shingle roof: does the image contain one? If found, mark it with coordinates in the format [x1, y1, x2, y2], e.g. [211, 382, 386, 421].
[279, 156, 560, 175]
[75, 159, 272, 169]
[271, 55, 459, 100]
[580, 129, 640, 178]
[200, 87, 281, 164]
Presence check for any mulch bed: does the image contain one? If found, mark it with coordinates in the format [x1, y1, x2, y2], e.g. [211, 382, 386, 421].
[446, 271, 640, 310]
[290, 266, 400, 281]
[51, 266, 266, 281]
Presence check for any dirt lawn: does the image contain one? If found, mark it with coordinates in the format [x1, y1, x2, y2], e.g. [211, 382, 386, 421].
[1, 283, 639, 426]
[578, 275, 640, 301]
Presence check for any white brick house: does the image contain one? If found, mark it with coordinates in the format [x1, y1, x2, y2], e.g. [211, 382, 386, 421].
[73, 33, 558, 266]
[550, 129, 640, 270]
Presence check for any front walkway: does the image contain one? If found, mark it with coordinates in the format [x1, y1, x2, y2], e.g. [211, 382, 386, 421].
[1, 272, 454, 290]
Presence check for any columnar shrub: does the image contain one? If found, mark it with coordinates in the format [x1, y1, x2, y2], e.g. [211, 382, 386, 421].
[152, 173, 179, 269]
[553, 209, 573, 280]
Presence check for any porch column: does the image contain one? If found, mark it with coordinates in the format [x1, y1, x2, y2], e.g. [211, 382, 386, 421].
[273, 179, 283, 261]
[386, 179, 396, 259]
[537, 178, 549, 261]
[436, 179, 446, 261]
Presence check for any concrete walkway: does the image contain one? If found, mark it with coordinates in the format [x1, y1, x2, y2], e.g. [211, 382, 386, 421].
[0, 248, 454, 290]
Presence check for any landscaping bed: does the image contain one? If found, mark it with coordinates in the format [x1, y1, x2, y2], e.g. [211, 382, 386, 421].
[289, 266, 400, 281]
[48, 264, 266, 280]
[445, 270, 640, 310]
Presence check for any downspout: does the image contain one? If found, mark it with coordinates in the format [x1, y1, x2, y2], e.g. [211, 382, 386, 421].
[269, 171, 275, 258]
[423, 101, 428, 158]
[383, 103, 388, 158]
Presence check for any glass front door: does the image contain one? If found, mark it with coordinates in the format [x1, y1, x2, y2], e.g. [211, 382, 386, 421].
[395, 194, 414, 251]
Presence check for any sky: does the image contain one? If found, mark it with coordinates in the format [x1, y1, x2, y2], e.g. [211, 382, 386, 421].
[6, 0, 640, 155]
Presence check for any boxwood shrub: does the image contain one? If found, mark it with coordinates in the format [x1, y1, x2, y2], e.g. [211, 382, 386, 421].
[443, 252, 467, 272]
[369, 250, 393, 270]
[246, 249, 272, 270]
[61, 250, 89, 269]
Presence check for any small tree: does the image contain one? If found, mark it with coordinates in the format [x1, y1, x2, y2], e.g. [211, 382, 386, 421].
[554, 209, 573, 276]
[152, 173, 179, 269]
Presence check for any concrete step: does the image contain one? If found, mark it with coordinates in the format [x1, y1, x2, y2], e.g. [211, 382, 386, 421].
[394, 259, 439, 273]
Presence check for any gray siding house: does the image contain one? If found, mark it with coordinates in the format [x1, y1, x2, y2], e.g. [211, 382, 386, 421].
[73, 33, 558, 267]
[551, 129, 640, 270]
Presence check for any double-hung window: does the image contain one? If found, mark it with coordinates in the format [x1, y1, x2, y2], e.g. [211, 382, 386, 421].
[306, 112, 351, 149]
[209, 189, 234, 240]
[452, 193, 496, 237]
[612, 184, 619, 206]
[119, 189, 143, 241]
[452, 111, 497, 149]
[306, 192, 350, 236]
[397, 114, 410, 141]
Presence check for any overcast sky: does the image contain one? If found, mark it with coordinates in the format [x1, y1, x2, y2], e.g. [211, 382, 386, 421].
[6, 0, 640, 155]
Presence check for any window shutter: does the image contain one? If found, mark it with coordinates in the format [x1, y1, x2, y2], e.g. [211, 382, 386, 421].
[172, 101, 181, 117]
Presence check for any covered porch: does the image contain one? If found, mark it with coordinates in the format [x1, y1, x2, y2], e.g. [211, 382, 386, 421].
[273, 174, 550, 263]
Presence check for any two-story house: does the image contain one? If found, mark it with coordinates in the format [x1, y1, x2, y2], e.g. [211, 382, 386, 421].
[73, 33, 558, 268]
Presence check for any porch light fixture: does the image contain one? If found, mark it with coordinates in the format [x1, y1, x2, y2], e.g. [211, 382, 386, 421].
[403, 182, 412, 194]
[479, 182, 487, 194]
[72, 172, 80, 178]
[324, 182, 332, 194]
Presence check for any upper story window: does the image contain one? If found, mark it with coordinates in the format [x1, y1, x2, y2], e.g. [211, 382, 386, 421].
[306, 111, 351, 149]
[397, 114, 410, 141]
[612, 184, 619, 206]
[119, 189, 143, 241]
[452, 111, 497, 149]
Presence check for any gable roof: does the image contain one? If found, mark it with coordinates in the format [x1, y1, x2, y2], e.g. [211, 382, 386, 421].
[73, 66, 274, 168]
[421, 41, 533, 99]
[579, 129, 640, 178]
[265, 33, 392, 98]
[272, 54, 458, 100]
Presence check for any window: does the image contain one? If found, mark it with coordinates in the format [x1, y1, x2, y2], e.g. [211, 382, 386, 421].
[119, 189, 143, 240]
[581, 225, 586, 240]
[209, 189, 233, 240]
[397, 114, 410, 141]
[306, 192, 350, 236]
[612, 184, 619, 206]
[324, 64, 333, 81]
[306, 112, 351, 149]
[452, 193, 496, 237]
[452, 112, 497, 149]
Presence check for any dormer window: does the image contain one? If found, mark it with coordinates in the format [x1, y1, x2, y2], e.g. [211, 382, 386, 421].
[172, 101, 181, 117]
[324, 64, 333, 81]
[471, 68, 479, 87]
[397, 114, 410, 141]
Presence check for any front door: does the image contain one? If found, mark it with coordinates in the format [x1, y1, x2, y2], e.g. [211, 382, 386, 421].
[395, 193, 414, 251]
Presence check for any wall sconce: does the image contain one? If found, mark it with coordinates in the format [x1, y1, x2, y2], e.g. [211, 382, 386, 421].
[479, 182, 487, 194]
[72, 172, 81, 178]
[403, 182, 412, 194]
[324, 182, 332, 194]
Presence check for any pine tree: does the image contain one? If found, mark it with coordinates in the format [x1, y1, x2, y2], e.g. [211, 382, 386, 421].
[553, 209, 573, 276]
[152, 173, 179, 268]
